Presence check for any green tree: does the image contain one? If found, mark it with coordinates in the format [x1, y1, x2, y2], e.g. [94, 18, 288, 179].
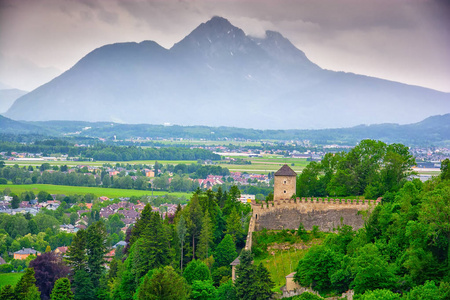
[190, 280, 217, 300]
[349, 244, 396, 294]
[176, 214, 187, 271]
[73, 269, 94, 300]
[235, 250, 274, 300]
[66, 229, 87, 272]
[51, 278, 74, 300]
[441, 158, 450, 181]
[294, 245, 339, 292]
[135, 266, 189, 300]
[197, 210, 214, 260]
[225, 207, 242, 243]
[11, 193, 20, 209]
[0, 285, 15, 300]
[187, 195, 203, 259]
[86, 221, 108, 288]
[14, 268, 37, 299]
[217, 279, 237, 300]
[183, 259, 211, 285]
[214, 234, 237, 269]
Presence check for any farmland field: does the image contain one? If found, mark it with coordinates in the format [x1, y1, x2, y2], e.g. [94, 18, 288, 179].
[218, 156, 309, 174]
[0, 184, 191, 199]
[0, 272, 23, 288]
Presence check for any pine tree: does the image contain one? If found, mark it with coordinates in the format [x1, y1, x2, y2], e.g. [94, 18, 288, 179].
[214, 234, 237, 268]
[198, 210, 214, 260]
[86, 221, 108, 288]
[226, 207, 242, 242]
[187, 195, 203, 259]
[66, 229, 87, 272]
[0, 285, 15, 300]
[235, 250, 274, 300]
[176, 215, 187, 271]
[50, 278, 74, 300]
[73, 269, 94, 300]
[14, 268, 37, 299]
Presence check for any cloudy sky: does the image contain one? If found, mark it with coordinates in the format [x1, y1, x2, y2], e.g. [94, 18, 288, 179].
[1, 0, 449, 92]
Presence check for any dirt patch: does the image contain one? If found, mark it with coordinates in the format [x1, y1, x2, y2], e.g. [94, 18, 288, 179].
[267, 239, 322, 252]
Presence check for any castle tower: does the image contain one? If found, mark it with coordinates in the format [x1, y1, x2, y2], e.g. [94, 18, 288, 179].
[273, 164, 297, 201]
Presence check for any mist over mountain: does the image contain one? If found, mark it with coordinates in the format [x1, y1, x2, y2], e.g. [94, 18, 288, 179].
[0, 88, 28, 113]
[5, 17, 450, 129]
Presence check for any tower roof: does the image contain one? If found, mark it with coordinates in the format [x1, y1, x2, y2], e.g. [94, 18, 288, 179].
[274, 164, 297, 176]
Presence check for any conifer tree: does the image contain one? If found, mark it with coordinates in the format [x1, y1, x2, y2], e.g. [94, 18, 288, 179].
[226, 207, 242, 242]
[177, 215, 187, 271]
[14, 268, 37, 299]
[214, 234, 237, 269]
[0, 285, 15, 300]
[187, 195, 203, 259]
[198, 210, 214, 260]
[66, 229, 87, 272]
[50, 278, 74, 300]
[86, 221, 108, 288]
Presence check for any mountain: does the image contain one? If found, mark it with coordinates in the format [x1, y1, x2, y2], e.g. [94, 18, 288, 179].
[1, 113, 449, 146]
[0, 88, 28, 113]
[0, 115, 43, 134]
[5, 16, 450, 129]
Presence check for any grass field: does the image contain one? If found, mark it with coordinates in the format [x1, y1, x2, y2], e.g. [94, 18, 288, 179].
[219, 156, 309, 174]
[0, 184, 191, 199]
[0, 273, 23, 288]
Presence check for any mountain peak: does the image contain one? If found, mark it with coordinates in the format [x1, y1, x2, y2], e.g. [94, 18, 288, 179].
[171, 16, 255, 58]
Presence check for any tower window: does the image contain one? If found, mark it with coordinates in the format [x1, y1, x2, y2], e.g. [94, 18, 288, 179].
[284, 180, 287, 184]
[284, 190, 286, 193]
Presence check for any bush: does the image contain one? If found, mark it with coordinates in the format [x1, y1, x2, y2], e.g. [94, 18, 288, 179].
[0, 264, 13, 273]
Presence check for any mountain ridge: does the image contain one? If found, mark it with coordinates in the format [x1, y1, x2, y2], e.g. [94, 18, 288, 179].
[5, 16, 450, 129]
[0, 114, 448, 146]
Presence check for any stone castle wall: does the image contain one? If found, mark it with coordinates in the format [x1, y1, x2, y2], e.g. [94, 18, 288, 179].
[252, 197, 380, 232]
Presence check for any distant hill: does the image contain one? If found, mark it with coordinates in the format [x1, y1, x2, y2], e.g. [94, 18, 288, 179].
[5, 17, 450, 129]
[0, 115, 43, 134]
[0, 113, 447, 146]
[0, 88, 28, 113]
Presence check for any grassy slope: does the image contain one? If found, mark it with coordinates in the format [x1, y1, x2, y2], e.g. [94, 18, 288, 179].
[0, 272, 23, 288]
[252, 230, 324, 292]
[0, 184, 191, 199]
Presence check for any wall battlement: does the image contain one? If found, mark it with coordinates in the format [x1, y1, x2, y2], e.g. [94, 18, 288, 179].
[251, 197, 380, 232]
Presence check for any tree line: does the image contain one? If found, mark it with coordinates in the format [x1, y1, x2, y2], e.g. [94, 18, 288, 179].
[0, 140, 220, 161]
[296, 139, 416, 199]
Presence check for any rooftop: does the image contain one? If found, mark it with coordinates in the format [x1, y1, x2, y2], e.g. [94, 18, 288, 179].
[274, 164, 297, 176]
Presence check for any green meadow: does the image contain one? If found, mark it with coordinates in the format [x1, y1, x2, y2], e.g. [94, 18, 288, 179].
[0, 273, 23, 288]
[0, 184, 191, 199]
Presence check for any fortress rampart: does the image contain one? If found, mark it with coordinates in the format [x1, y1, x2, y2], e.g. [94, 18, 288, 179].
[251, 197, 381, 232]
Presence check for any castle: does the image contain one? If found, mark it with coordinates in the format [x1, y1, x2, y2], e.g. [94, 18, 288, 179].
[251, 164, 380, 233]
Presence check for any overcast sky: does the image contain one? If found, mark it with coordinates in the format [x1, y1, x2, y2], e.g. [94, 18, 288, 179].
[1, 0, 449, 92]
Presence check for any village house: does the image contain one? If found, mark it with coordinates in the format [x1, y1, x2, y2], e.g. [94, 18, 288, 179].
[54, 246, 68, 256]
[14, 248, 40, 260]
